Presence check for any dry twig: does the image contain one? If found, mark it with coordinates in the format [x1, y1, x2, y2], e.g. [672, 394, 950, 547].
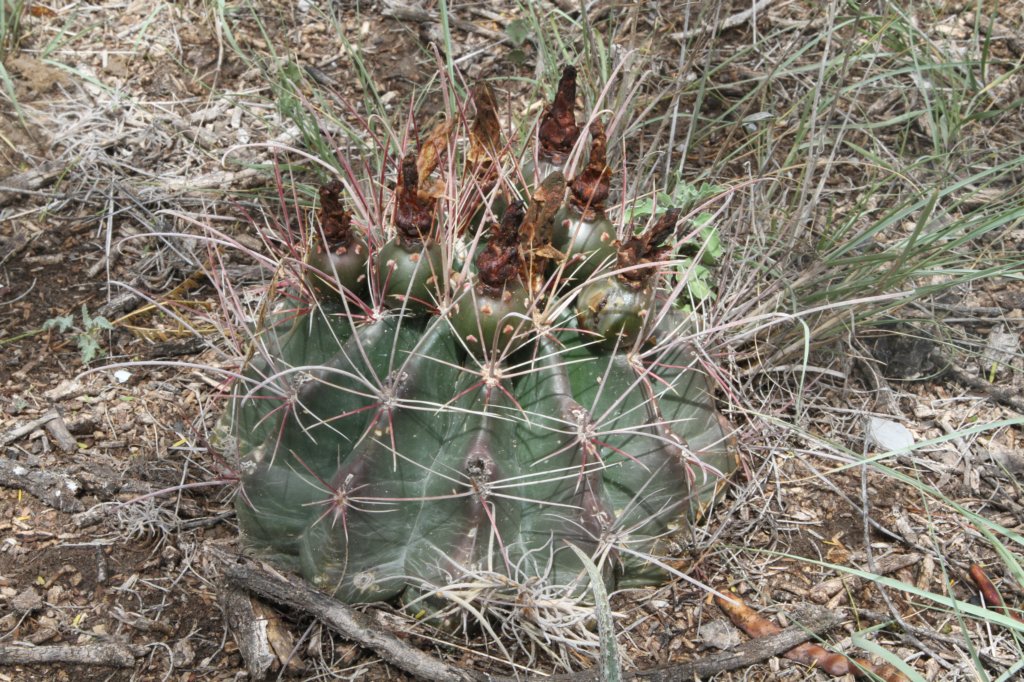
[933, 348, 1024, 414]
[508, 607, 839, 681]
[0, 456, 84, 513]
[0, 161, 64, 207]
[670, 0, 776, 41]
[213, 549, 473, 682]
[0, 642, 141, 667]
[810, 553, 922, 604]
[215, 545, 845, 682]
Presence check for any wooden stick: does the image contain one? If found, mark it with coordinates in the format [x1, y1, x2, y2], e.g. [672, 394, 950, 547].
[220, 545, 844, 682]
[810, 553, 921, 604]
[933, 349, 1024, 414]
[0, 642, 140, 667]
[0, 456, 84, 513]
[215, 551, 472, 682]
[0, 161, 63, 207]
[1, 410, 62, 445]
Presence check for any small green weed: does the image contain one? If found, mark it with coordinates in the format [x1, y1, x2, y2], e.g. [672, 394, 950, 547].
[627, 179, 725, 308]
[43, 305, 114, 364]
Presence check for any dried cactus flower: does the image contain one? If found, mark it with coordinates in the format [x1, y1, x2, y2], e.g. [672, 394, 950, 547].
[538, 65, 581, 161]
[468, 82, 502, 167]
[568, 121, 611, 213]
[217, 68, 737, 637]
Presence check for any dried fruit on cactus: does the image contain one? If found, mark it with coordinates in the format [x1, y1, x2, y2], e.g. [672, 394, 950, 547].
[523, 65, 581, 188]
[305, 180, 368, 298]
[553, 121, 616, 281]
[218, 68, 738, 627]
[577, 209, 684, 349]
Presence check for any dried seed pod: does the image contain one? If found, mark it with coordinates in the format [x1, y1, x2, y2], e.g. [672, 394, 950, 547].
[416, 116, 456, 198]
[520, 171, 567, 292]
[378, 153, 442, 312]
[393, 153, 436, 245]
[468, 83, 502, 167]
[616, 209, 681, 287]
[452, 201, 531, 356]
[567, 120, 610, 213]
[467, 83, 508, 230]
[476, 200, 526, 294]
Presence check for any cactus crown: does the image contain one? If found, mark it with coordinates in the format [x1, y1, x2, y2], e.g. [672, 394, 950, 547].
[217, 65, 737, 644]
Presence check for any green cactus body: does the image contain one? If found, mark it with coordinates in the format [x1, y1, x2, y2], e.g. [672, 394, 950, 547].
[305, 238, 368, 299]
[552, 205, 617, 281]
[449, 278, 532, 355]
[376, 240, 445, 311]
[576, 276, 655, 350]
[218, 67, 737, 625]
[222, 298, 736, 614]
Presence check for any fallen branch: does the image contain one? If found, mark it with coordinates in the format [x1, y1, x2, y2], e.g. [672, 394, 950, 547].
[215, 544, 853, 682]
[219, 585, 278, 680]
[810, 553, 921, 604]
[1, 410, 63, 446]
[0, 161, 64, 207]
[716, 593, 909, 681]
[933, 348, 1024, 414]
[215, 546, 844, 682]
[213, 550, 473, 682]
[0, 642, 140, 667]
[45, 415, 78, 453]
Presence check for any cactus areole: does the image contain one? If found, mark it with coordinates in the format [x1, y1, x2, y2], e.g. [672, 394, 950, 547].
[218, 67, 737, 627]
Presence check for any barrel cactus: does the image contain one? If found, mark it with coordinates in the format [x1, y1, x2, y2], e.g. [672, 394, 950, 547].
[217, 66, 738, 629]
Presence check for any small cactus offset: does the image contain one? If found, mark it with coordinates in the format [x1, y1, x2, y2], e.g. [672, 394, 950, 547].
[218, 66, 738, 629]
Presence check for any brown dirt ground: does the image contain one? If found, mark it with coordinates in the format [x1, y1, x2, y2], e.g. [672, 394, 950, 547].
[2, 1, 1023, 681]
